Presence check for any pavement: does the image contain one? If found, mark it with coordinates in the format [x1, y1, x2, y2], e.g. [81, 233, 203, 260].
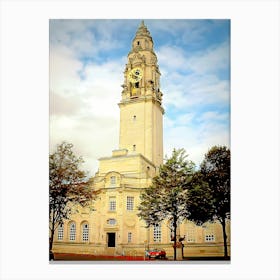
[51, 253, 230, 261]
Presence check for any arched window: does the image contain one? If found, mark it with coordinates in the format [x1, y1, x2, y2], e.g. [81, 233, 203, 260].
[57, 224, 64, 241]
[110, 176, 116, 186]
[82, 223, 89, 242]
[153, 223, 161, 242]
[69, 222, 76, 241]
[128, 232, 132, 243]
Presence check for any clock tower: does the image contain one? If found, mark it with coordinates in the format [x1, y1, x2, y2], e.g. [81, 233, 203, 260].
[119, 20, 164, 168]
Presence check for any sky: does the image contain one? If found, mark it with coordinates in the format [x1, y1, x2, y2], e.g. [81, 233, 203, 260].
[49, 19, 230, 177]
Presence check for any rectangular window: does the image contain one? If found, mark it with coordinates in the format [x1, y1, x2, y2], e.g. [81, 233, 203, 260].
[153, 224, 161, 242]
[128, 232, 132, 243]
[204, 223, 215, 242]
[109, 197, 116, 211]
[126, 196, 134, 211]
[187, 228, 195, 242]
[57, 224, 64, 241]
[205, 234, 215, 242]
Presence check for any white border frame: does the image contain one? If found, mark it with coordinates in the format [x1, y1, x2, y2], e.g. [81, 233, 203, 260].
[1, 0, 279, 279]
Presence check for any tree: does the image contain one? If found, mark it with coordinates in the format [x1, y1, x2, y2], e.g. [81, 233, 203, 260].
[49, 142, 95, 258]
[186, 172, 215, 224]
[138, 148, 195, 260]
[186, 146, 230, 259]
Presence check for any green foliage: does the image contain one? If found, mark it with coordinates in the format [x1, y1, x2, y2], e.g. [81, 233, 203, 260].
[186, 172, 214, 225]
[138, 148, 195, 260]
[200, 145, 230, 222]
[138, 148, 195, 227]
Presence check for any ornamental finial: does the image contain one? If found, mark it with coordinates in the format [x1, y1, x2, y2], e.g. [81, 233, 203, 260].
[136, 20, 150, 37]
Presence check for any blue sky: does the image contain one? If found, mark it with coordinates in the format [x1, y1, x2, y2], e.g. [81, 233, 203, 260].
[50, 19, 230, 176]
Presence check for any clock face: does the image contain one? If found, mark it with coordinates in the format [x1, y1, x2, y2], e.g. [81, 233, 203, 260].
[128, 67, 143, 83]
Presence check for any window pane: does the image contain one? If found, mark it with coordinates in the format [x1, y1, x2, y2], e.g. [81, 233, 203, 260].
[153, 224, 161, 242]
[110, 176, 116, 185]
[204, 223, 215, 242]
[69, 222, 76, 241]
[128, 232, 132, 243]
[107, 219, 116, 225]
[205, 234, 215, 242]
[57, 224, 64, 241]
[187, 229, 195, 242]
[82, 223, 89, 241]
[109, 197, 116, 211]
[126, 196, 134, 211]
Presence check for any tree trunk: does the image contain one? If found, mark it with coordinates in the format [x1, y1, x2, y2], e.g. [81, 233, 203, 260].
[173, 216, 177, 261]
[49, 213, 55, 253]
[221, 217, 228, 259]
[49, 227, 54, 252]
[49, 214, 56, 261]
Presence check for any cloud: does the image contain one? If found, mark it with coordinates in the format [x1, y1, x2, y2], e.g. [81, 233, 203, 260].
[158, 40, 229, 75]
[198, 111, 229, 123]
[163, 113, 229, 167]
[162, 73, 230, 111]
[157, 37, 230, 116]
[50, 19, 139, 61]
[50, 114, 119, 175]
[50, 91, 86, 116]
[157, 45, 188, 71]
[50, 20, 113, 58]
[49, 33, 125, 176]
[188, 40, 230, 74]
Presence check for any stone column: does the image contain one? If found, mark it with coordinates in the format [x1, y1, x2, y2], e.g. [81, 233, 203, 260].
[173, 242, 183, 260]
[176, 246, 183, 260]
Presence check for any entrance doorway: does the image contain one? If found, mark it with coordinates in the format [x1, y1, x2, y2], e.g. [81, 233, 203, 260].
[107, 233, 116, 247]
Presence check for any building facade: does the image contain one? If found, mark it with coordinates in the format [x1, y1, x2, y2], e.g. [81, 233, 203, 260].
[52, 21, 230, 258]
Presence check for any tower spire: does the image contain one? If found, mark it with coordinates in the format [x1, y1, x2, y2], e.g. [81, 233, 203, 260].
[135, 20, 151, 38]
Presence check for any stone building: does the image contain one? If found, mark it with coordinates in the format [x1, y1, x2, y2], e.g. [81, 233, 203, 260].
[52, 21, 230, 258]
